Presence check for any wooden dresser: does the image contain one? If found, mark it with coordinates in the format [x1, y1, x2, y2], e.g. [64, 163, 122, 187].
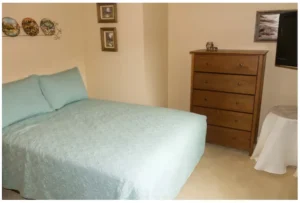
[190, 49, 268, 155]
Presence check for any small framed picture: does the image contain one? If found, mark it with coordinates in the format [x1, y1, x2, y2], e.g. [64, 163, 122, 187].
[100, 27, 118, 52]
[97, 3, 117, 23]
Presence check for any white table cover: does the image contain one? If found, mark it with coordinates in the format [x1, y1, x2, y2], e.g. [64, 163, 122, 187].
[251, 106, 297, 175]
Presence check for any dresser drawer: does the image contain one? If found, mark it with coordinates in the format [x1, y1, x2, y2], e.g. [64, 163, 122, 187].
[206, 125, 250, 150]
[192, 90, 254, 113]
[193, 73, 257, 95]
[192, 107, 253, 131]
[194, 55, 259, 75]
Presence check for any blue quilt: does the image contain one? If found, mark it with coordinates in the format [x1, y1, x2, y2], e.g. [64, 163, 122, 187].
[2, 99, 207, 199]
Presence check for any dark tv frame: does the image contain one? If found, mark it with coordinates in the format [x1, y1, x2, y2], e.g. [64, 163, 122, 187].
[275, 10, 298, 70]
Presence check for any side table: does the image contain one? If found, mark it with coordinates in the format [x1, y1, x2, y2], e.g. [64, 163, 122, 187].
[251, 105, 297, 175]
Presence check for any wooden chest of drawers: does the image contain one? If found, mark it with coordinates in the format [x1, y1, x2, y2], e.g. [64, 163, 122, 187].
[190, 49, 268, 155]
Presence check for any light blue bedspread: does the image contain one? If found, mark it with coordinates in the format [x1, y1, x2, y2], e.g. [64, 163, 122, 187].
[2, 99, 207, 200]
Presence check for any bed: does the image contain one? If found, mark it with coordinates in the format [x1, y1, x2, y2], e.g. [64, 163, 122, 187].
[3, 99, 207, 200]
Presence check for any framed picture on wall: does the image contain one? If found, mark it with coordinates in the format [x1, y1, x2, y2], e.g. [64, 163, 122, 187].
[100, 27, 118, 52]
[254, 10, 296, 42]
[254, 10, 281, 42]
[97, 3, 117, 23]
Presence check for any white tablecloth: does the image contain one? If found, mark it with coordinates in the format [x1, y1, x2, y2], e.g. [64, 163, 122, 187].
[251, 106, 297, 175]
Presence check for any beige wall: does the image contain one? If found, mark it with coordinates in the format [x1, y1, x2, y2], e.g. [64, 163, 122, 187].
[84, 3, 145, 104]
[84, 3, 168, 106]
[168, 3, 297, 130]
[3, 3, 168, 107]
[3, 3, 297, 123]
[2, 3, 87, 85]
[143, 3, 168, 107]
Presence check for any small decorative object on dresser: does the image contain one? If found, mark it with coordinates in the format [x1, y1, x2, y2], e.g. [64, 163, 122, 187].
[206, 41, 214, 50]
[190, 49, 268, 155]
[206, 41, 218, 51]
[97, 3, 117, 23]
[100, 27, 118, 52]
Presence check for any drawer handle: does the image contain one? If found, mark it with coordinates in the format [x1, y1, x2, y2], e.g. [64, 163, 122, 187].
[239, 63, 244, 67]
[237, 82, 241, 86]
[206, 62, 209, 66]
[204, 98, 208, 101]
[204, 80, 208, 84]
[236, 101, 239, 105]
[234, 119, 238, 123]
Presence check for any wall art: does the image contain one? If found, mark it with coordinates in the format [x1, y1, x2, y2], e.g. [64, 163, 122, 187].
[97, 3, 117, 23]
[100, 27, 118, 52]
[52, 21, 62, 40]
[254, 10, 295, 42]
[2, 17, 62, 40]
[22, 17, 39, 36]
[2, 17, 20, 37]
[40, 18, 55, 36]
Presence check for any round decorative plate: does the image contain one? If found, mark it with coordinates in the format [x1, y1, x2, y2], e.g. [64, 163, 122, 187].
[2, 17, 20, 37]
[40, 18, 55, 36]
[22, 17, 39, 36]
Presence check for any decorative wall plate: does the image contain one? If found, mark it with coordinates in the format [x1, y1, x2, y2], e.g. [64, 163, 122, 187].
[22, 17, 39, 36]
[40, 18, 55, 36]
[2, 17, 20, 37]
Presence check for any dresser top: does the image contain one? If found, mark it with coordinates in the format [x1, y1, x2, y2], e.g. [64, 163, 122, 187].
[190, 49, 268, 55]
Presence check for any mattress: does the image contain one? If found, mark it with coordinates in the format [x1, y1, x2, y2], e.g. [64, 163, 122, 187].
[2, 99, 207, 200]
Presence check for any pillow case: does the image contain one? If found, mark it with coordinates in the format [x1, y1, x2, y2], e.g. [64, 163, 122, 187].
[2, 75, 53, 128]
[39, 67, 88, 110]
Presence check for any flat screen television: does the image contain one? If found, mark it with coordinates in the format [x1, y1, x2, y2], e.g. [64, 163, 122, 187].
[275, 10, 297, 68]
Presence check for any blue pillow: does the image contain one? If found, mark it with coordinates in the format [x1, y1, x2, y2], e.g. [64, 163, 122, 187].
[2, 75, 53, 128]
[39, 67, 88, 110]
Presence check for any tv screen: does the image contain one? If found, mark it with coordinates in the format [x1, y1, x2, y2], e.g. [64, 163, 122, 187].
[275, 11, 297, 68]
